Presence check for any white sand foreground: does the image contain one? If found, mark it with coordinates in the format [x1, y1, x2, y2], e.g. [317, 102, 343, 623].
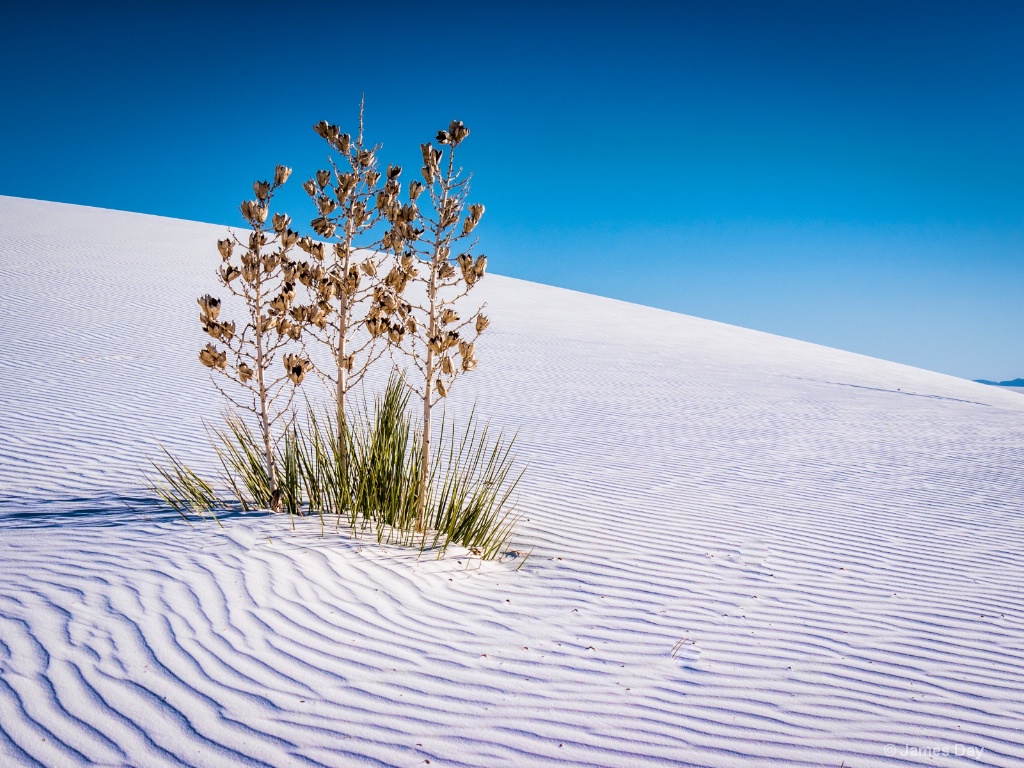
[1, 196, 1022, 767]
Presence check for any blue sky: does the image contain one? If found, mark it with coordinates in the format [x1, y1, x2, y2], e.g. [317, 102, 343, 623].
[3, 0, 1022, 379]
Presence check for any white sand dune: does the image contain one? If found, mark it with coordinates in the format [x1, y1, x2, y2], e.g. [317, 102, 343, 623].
[1, 195, 1023, 767]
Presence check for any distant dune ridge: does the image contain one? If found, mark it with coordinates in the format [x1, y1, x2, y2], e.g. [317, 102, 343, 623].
[975, 378, 1024, 387]
[1, 195, 1023, 767]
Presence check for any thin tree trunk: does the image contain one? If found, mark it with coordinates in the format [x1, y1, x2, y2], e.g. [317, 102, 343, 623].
[253, 311, 280, 512]
[416, 264, 437, 532]
[250, 229, 280, 513]
[336, 273, 349, 458]
[336, 217, 355, 505]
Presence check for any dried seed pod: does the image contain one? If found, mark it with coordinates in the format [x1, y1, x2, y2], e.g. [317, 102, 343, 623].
[384, 267, 402, 289]
[440, 199, 459, 227]
[387, 164, 402, 180]
[436, 129, 451, 145]
[261, 253, 281, 274]
[438, 263, 456, 280]
[271, 213, 290, 233]
[198, 294, 221, 322]
[366, 170, 380, 188]
[360, 259, 377, 276]
[283, 353, 310, 385]
[440, 308, 459, 325]
[310, 242, 326, 260]
[220, 264, 240, 283]
[274, 165, 292, 185]
[405, 316, 418, 334]
[318, 197, 337, 215]
[217, 238, 233, 260]
[352, 201, 368, 227]
[435, 378, 448, 398]
[461, 355, 477, 372]
[238, 363, 254, 383]
[316, 169, 331, 188]
[342, 266, 360, 294]
[199, 343, 227, 370]
[474, 255, 487, 278]
[337, 172, 356, 192]
[281, 229, 299, 248]
[440, 356, 454, 375]
[409, 180, 424, 200]
[366, 317, 388, 336]
[357, 149, 374, 167]
[448, 120, 470, 144]
[302, 179, 317, 197]
[253, 180, 271, 200]
[387, 324, 404, 344]
[475, 313, 489, 333]
[248, 231, 267, 251]
[311, 217, 336, 238]
[342, 354, 354, 371]
[313, 120, 332, 139]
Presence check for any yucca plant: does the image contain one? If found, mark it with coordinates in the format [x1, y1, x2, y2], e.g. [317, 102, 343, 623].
[152, 111, 522, 560]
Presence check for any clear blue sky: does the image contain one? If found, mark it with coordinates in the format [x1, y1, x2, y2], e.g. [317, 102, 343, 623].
[3, 0, 1022, 380]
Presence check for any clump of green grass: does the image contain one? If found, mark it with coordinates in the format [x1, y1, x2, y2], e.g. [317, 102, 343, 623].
[150, 447, 222, 527]
[424, 408, 522, 559]
[148, 372, 522, 559]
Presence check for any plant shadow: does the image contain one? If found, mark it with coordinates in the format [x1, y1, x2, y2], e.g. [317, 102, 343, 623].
[0, 492, 261, 530]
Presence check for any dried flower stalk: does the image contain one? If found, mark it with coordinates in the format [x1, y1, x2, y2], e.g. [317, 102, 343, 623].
[304, 100, 394, 450]
[382, 120, 489, 528]
[198, 166, 311, 511]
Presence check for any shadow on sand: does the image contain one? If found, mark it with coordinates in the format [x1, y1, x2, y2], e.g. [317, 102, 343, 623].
[0, 493, 264, 529]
